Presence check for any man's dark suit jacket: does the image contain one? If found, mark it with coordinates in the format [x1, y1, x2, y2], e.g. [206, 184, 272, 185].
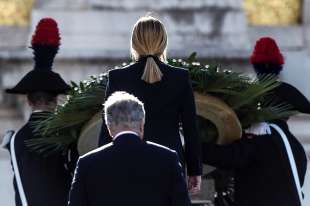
[202, 120, 307, 206]
[98, 57, 202, 176]
[68, 133, 191, 206]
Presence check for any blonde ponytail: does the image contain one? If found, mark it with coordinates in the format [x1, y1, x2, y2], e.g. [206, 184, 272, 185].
[141, 56, 163, 83]
[131, 16, 168, 84]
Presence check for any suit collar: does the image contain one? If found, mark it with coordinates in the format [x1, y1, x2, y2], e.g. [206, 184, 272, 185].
[113, 133, 143, 145]
[114, 131, 139, 140]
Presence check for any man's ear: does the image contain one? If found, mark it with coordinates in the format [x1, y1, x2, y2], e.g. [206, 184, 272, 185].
[140, 122, 144, 132]
[107, 125, 114, 138]
[140, 120, 145, 137]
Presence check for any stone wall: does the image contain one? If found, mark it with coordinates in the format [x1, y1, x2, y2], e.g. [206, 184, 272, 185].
[0, 0, 251, 120]
[30, 0, 248, 58]
[0, 0, 310, 131]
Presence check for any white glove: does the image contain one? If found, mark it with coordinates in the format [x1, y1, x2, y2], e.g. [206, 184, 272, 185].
[245, 122, 271, 136]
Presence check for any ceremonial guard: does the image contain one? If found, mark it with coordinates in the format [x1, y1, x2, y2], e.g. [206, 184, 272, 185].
[251, 37, 310, 114]
[202, 37, 309, 206]
[4, 18, 72, 206]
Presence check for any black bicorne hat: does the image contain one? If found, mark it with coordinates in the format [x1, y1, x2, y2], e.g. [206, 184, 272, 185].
[273, 82, 310, 114]
[6, 18, 70, 95]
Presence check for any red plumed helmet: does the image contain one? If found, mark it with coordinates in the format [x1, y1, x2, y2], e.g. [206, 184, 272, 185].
[31, 17, 61, 47]
[250, 37, 284, 65]
[6, 18, 70, 95]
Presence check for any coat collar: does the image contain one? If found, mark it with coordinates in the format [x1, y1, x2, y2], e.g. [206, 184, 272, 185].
[137, 55, 160, 62]
[113, 133, 143, 145]
[29, 111, 52, 122]
[113, 131, 139, 140]
[269, 119, 289, 130]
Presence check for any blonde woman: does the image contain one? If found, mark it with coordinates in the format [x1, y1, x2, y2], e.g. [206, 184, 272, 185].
[99, 16, 202, 193]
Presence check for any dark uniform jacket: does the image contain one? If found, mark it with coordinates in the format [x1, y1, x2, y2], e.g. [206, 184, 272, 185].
[69, 133, 191, 206]
[202, 120, 307, 206]
[10, 112, 72, 206]
[99, 57, 202, 176]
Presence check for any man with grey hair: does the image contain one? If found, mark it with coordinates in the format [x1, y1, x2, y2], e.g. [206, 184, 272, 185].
[68, 91, 191, 206]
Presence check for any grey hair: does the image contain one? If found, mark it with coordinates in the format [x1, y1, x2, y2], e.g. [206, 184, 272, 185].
[104, 91, 145, 130]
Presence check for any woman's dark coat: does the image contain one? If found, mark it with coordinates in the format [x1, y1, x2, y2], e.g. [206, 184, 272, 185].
[99, 58, 202, 176]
